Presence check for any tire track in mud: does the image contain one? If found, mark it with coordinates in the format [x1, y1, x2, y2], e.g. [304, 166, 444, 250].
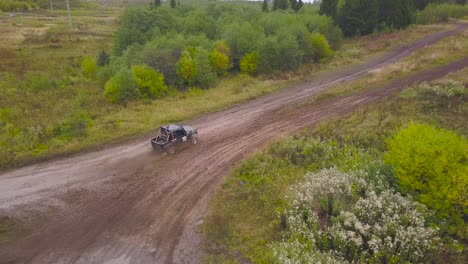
[0, 23, 466, 264]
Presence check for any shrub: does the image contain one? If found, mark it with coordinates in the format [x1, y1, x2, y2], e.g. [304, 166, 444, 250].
[402, 80, 465, 99]
[104, 69, 139, 104]
[223, 22, 264, 67]
[193, 48, 217, 88]
[240, 52, 259, 75]
[416, 3, 468, 25]
[385, 123, 468, 238]
[132, 65, 167, 99]
[81, 57, 97, 77]
[310, 33, 333, 61]
[210, 42, 232, 76]
[96, 50, 110, 67]
[138, 34, 186, 86]
[272, 168, 440, 264]
[26, 72, 56, 92]
[54, 111, 92, 138]
[176, 51, 197, 87]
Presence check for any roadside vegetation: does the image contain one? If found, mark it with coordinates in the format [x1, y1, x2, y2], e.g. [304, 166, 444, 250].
[202, 67, 468, 263]
[1, 0, 467, 172]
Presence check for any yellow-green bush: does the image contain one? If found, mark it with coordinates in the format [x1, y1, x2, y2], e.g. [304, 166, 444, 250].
[176, 51, 197, 86]
[385, 123, 468, 238]
[104, 69, 139, 104]
[310, 33, 333, 62]
[240, 52, 259, 75]
[132, 65, 167, 99]
[209, 46, 231, 76]
[81, 57, 97, 78]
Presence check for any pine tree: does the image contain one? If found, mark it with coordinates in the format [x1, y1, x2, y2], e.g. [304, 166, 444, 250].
[292, 0, 303, 13]
[319, 0, 338, 19]
[97, 50, 110, 66]
[414, 0, 430, 10]
[273, 0, 288, 10]
[170, 0, 176, 8]
[379, 0, 414, 29]
[262, 0, 269, 12]
[338, 0, 379, 37]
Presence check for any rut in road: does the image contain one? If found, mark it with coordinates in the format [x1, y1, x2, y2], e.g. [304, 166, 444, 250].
[0, 23, 466, 264]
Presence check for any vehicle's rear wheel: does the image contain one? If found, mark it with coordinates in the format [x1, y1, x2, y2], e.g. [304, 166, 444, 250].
[167, 146, 176, 155]
[191, 136, 198, 145]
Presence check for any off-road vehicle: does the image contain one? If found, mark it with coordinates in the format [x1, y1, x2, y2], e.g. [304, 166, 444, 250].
[151, 124, 198, 154]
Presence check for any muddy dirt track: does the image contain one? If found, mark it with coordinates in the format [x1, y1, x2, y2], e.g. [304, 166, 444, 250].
[0, 23, 467, 264]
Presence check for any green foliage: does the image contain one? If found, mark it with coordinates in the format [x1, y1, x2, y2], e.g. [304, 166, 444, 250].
[104, 69, 139, 104]
[378, 0, 414, 29]
[81, 57, 97, 77]
[0, 0, 38, 11]
[240, 52, 259, 75]
[54, 111, 93, 139]
[223, 22, 263, 67]
[416, 3, 468, 24]
[210, 43, 232, 76]
[176, 51, 197, 86]
[320, 0, 339, 19]
[273, 0, 289, 10]
[132, 65, 167, 99]
[310, 32, 333, 61]
[262, 0, 268, 12]
[96, 50, 110, 67]
[170, 0, 176, 8]
[25, 72, 57, 92]
[338, 0, 379, 37]
[193, 47, 217, 88]
[385, 123, 468, 238]
[290, 0, 304, 13]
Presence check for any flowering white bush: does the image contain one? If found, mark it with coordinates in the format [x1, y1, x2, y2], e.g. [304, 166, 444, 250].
[330, 190, 440, 263]
[401, 79, 465, 99]
[271, 168, 440, 264]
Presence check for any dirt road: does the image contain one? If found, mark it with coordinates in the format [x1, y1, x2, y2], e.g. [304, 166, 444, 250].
[0, 23, 467, 264]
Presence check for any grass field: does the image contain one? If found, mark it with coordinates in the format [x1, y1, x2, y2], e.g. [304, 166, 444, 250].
[0, 5, 457, 170]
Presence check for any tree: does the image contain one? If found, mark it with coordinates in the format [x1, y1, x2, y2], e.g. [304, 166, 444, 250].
[309, 33, 333, 61]
[385, 123, 468, 238]
[170, 0, 176, 8]
[104, 69, 139, 104]
[262, 0, 269, 12]
[176, 51, 197, 86]
[338, 0, 379, 37]
[273, 0, 288, 10]
[132, 65, 168, 99]
[96, 50, 110, 66]
[154, 0, 161, 8]
[240, 52, 259, 75]
[210, 42, 232, 76]
[81, 57, 97, 77]
[414, 0, 431, 10]
[319, 0, 338, 19]
[378, 0, 414, 30]
[290, 0, 303, 13]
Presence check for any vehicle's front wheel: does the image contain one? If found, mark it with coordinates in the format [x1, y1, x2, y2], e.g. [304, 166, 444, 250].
[167, 146, 176, 155]
[191, 136, 198, 145]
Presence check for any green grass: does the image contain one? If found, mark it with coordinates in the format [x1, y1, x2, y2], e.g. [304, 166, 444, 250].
[202, 65, 468, 263]
[0, 7, 456, 171]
